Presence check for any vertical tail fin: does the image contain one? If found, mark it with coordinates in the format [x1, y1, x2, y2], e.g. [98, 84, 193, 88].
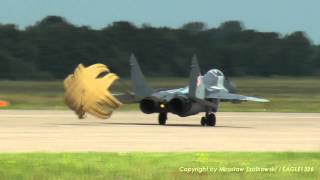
[130, 54, 153, 98]
[189, 55, 200, 97]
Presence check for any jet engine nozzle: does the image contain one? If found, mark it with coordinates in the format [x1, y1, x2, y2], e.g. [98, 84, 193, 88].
[169, 97, 192, 115]
[139, 97, 163, 114]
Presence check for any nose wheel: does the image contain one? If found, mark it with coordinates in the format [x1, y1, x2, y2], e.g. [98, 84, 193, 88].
[201, 113, 216, 126]
[158, 112, 167, 125]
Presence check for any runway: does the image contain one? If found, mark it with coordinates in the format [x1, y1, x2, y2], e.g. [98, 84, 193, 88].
[0, 110, 319, 152]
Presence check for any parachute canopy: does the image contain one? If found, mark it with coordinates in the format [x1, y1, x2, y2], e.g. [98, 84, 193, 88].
[64, 64, 122, 119]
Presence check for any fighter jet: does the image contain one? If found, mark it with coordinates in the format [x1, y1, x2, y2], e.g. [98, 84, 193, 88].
[129, 55, 269, 126]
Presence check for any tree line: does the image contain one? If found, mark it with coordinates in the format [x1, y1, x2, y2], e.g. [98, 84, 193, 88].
[0, 15, 319, 80]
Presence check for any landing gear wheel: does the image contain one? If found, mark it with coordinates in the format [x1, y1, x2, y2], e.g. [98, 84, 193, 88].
[158, 113, 167, 125]
[201, 117, 206, 126]
[206, 113, 216, 126]
[200, 113, 216, 127]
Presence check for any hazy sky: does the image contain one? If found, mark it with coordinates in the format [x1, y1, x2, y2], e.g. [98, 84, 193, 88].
[0, 0, 319, 43]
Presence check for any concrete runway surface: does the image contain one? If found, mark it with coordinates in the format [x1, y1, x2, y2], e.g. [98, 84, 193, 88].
[0, 110, 319, 152]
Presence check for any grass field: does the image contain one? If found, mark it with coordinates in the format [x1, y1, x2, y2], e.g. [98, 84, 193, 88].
[0, 152, 318, 180]
[0, 77, 320, 112]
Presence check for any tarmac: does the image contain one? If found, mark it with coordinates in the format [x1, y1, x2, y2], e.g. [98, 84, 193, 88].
[0, 110, 319, 152]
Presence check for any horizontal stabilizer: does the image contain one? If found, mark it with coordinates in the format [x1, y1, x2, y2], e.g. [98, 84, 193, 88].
[207, 92, 269, 102]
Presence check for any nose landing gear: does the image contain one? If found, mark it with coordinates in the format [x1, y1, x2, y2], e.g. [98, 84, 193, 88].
[158, 112, 167, 125]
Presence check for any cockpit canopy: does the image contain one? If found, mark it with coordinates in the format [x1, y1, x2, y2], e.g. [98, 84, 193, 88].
[207, 69, 224, 77]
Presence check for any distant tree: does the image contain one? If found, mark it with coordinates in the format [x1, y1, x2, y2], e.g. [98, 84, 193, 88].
[219, 21, 243, 33]
[107, 21, 137, 30]
[281, 31, 313, 75]
[181, 22, 207, 33]
[36, 16, 73, 28]
[312, 45, 320, 74]
[0, 16, 318, 79]
[141, 23, 152, 29]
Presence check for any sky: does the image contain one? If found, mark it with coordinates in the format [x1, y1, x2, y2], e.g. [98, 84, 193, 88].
[0, 0, 319, 44]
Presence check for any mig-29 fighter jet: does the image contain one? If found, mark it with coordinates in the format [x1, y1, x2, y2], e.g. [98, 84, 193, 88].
[64, 55, 269, 127]
[130, 55, 269, 126]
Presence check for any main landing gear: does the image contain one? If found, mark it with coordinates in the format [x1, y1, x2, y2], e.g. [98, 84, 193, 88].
[201, 112, 216, 127]
[158, 112, 167, 125]
[157, 112, 215, 127]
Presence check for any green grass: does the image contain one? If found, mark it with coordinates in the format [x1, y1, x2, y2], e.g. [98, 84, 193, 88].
[0, 77, 320, 112]
[0, 81, 64, 109]
[0, 152, 318, 180]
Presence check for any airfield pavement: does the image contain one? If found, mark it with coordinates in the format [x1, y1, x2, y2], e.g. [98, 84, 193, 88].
[0, 110, 319, 152]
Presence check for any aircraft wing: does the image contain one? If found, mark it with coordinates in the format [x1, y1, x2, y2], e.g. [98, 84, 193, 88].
[112, 92, 138, 104]
[206, 92, 269, 102]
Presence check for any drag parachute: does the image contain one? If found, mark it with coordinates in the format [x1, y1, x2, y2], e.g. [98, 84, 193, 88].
[64, 64, 122, 119]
